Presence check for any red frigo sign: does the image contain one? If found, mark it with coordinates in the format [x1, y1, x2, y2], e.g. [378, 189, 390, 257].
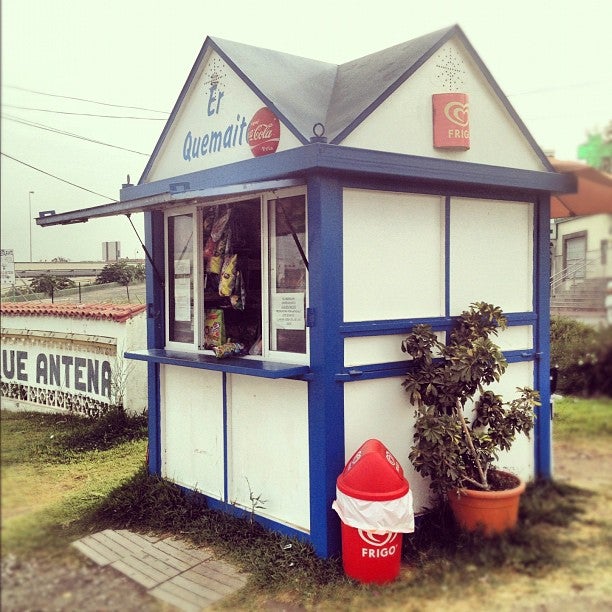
[432, 93, 470, 150]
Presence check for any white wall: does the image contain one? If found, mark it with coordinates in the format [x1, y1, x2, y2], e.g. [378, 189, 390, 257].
[449, 198, 533, 314]
[553, 213, 612, 280]
[341, 188, 537, 513]
[161, 365, 225, 498]
[0, 311, 147, 415]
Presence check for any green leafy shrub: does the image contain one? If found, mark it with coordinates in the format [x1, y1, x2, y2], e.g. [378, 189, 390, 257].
[550, 316, 612, 396]
[402, 302, 539, 496]
[29, 274, 75, 297]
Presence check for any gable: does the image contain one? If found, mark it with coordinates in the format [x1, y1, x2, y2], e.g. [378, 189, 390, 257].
[336, 35, 548, 171]
[143, 47, 304, 183]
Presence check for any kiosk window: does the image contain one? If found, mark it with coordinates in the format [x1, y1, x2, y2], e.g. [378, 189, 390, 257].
[167, 213, 195, 344]
[164, 190, 308, 362]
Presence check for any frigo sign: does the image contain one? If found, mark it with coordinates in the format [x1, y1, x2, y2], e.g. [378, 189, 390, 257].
[1, 347, 113, 402]
[358, 530, 399, 558]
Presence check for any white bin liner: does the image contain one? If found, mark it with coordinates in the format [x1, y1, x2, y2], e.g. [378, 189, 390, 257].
[332, 487, 415, 533]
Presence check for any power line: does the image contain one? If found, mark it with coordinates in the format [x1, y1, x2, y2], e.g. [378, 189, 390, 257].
[2, 104, 167, 120]
[507, 79, 610, 98]
[1, 152, 117, 201]
[5, 84, 169, 115]
[3, 114, 149, 156]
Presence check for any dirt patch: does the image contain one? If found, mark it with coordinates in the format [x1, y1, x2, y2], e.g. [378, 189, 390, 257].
[1, 550, 166, 611]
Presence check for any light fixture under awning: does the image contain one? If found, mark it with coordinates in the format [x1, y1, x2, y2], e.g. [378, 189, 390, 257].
[36, 178, 303, 227]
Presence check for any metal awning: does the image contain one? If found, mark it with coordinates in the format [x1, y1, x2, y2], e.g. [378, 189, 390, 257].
[36, 178, 303, 227]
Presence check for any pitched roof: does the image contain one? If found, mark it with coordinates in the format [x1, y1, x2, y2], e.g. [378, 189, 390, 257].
[0, 302, 146, 323]
[141, 23, 550, 183]
[141, 25, 474, 181]
[324, 27, 455, 142]
[210, 36, 338, 142]
[211, 26, 455, 144]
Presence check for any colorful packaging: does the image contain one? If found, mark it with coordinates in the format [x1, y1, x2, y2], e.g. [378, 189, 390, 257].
[207, 255, 222, 274]
[204, 309, 225, 348]
[219, 254, 238, 296]
[213, 342, 245, 359]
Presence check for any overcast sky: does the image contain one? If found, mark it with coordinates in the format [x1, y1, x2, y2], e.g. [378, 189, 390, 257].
[1, 0, 610, 263]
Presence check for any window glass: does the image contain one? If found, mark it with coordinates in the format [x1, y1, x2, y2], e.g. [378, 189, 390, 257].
[200, 200, 262, 355]
[164, 190, 308, 361]
[564, 235, 587, 279]
[168, 213, 194, 344]
[268, 195, 308, 354]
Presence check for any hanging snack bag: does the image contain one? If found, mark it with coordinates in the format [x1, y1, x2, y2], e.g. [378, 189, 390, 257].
[211, 207, 231, 241]
[207, 255, 223, 275]
[219, 254, 238, 296]
[204, 309, 226, 348]
[203, 236, 218, 259]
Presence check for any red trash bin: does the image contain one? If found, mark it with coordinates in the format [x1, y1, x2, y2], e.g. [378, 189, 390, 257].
[332, 439, 414, 584]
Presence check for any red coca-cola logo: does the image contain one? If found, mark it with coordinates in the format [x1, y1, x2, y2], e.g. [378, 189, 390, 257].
[247, 107, 280, 157]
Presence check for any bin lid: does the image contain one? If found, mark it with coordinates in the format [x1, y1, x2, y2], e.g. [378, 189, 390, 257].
[337, 439, 409, 501]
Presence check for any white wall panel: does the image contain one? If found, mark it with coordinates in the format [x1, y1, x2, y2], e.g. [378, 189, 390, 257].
[161, 365, 225, 497]
[450, 199, 533, 314]
[228, 376, 310, 532]
[343, 189, 444, 322]
[496, 325, 533, 352]
[343, 377, 433, 513]
[344, 331, 446, 367]
[486, 361, 536, 481]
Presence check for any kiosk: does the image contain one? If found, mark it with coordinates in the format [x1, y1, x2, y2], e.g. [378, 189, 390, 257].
[38, 25, 574, 557]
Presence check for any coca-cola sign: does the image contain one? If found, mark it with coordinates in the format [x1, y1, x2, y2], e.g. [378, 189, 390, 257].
[247, 107, 281, 157]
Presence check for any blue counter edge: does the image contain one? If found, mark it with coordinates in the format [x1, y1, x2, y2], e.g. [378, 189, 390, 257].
[125, 348, 312, 380]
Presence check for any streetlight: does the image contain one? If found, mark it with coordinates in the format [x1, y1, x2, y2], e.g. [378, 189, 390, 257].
[28, 190, 34, 262]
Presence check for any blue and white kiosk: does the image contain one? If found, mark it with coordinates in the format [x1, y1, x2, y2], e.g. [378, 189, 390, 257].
[39, 25, 573, 558]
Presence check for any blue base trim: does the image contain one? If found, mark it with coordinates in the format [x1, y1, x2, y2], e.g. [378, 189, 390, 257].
[171, 484, 312, 543]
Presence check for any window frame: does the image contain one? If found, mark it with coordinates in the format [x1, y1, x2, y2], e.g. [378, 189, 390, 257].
[164, 206, 199, 351]
[162, 187, 309, 365]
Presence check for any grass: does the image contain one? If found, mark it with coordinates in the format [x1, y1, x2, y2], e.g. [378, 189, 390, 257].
[553, 396, 612, 439]
[1, 398, 610, 609]
[1, 408, 147, 557]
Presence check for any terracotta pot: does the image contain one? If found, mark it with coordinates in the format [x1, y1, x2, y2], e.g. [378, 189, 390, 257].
[447, 471, 526, 536]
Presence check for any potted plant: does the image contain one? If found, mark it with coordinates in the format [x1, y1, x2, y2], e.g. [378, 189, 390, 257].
[401, 302, 540, 535]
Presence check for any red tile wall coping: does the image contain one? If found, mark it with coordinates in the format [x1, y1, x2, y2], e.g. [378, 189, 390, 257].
[0, 302, 146, 323]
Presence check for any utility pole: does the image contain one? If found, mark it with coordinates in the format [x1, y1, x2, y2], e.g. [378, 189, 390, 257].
[28, 190, 34, 262]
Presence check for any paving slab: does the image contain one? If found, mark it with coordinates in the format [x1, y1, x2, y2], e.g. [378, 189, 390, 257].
[72, 530, 248, 611]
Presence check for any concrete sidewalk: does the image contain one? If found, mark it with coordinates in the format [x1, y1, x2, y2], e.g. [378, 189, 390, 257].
[72, 529, 248, 611]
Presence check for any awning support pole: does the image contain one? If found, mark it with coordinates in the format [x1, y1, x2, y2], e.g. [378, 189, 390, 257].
[126, 213, 165, 288]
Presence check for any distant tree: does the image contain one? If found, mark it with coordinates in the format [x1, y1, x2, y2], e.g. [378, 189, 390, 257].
[577, 121, 612, 172]
[30, 274, 75, 297]
[95, 261, 144, 300]
[51, 256, 70, 262]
